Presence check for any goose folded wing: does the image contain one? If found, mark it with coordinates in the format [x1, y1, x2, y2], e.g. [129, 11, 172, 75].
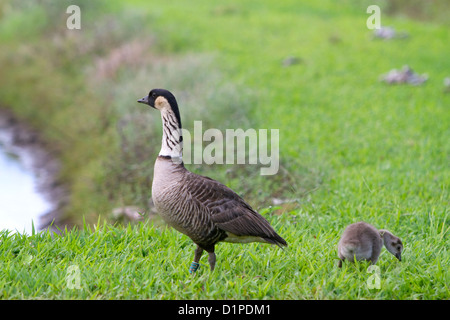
[186, 173, 286, 246]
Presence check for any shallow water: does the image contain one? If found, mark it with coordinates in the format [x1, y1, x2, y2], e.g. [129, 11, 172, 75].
[0, 144, 51, 234]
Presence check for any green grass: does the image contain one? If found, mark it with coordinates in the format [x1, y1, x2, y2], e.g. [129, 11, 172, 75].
[0, 0, 449, 299]
[0, 212, 448, 299]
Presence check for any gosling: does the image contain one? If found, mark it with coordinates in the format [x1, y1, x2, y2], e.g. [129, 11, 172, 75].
[337, 221, 403, 267]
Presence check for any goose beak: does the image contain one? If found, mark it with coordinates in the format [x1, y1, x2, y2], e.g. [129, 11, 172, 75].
[395, 252, 402, 261]
[137, 96, 149, 104]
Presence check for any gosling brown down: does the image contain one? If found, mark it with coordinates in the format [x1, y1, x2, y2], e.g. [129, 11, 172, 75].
[338, 221, 403, 267]
[138, 88, 287, 273]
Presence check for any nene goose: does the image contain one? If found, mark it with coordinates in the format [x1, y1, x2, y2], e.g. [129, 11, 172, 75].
[137, 88, 287, 273]
[337, 221, 403, 267]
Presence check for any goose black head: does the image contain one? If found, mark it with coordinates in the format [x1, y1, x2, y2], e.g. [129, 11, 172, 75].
[138, 88, 182, 129]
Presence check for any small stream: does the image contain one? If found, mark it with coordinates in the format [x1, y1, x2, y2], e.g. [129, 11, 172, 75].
[0, 144, 51, 234]
[0, 109, 67, 235]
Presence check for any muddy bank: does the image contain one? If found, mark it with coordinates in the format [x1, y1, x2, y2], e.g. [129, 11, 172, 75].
[0, 107, 73, 233]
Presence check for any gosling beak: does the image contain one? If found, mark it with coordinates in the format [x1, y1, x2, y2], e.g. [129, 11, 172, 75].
[395, 252, 402, 261]
[137, 96, 149, 104]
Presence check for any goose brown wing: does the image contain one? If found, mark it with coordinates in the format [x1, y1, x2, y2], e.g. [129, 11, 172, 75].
[185, 172, 287, 246]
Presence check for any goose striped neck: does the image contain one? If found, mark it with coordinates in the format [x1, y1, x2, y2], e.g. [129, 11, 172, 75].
[159, 107, 183, 161]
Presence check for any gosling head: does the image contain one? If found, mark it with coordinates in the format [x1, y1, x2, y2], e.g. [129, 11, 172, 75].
[380, 230, 403, 261]
[137, 88, 182, 128]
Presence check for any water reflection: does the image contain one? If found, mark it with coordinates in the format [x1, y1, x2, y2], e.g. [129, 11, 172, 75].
[0, 144, 50, 234]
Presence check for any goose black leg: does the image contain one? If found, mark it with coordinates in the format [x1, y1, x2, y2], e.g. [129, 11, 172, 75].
[208, 250, 216, 271]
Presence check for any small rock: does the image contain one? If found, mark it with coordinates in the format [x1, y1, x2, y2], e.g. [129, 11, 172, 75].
[444, 77, 450, 93]
[272, 198, 298, 206]
[282, 56, 302, 67]
[112, 206, 145, 221]
[373, 26, 409, 40]
[380, 65, 428, 85]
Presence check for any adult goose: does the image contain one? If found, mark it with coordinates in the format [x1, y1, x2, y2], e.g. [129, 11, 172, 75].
[138, 88, 287, 273]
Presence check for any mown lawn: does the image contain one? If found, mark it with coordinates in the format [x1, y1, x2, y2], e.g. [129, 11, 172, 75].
[0, 0, 449, 299]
